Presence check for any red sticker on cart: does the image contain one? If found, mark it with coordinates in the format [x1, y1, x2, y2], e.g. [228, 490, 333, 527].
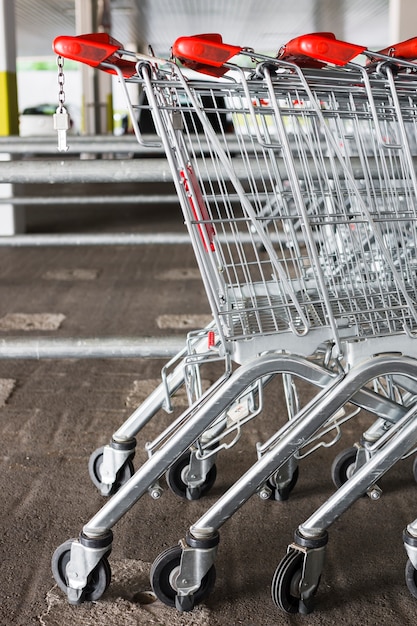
[181, 166, 216, 252]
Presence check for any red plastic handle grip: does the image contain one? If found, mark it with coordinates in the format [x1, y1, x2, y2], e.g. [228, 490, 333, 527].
[376, 37, 417, 60]
[172, 33, 243, 77]
[278, 33, 366, 66]
[53, 33, 137, 77]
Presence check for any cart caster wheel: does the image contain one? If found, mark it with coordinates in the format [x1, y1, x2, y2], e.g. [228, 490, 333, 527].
[270, 466, 299, 501]
[405, 559, 417, 599]
[51, 539, 111, 604]
[331, 446, 358, 488]
[88, 446, 134, 496]
[271, 549, 316, 615]
[150, 545, 216, 610]
[166, 453, 217, 500]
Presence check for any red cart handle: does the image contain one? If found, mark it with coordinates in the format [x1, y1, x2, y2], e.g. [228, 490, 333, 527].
[278, 32, 366, 67]
[172, 33, 243, 77]
[53, 32, 137, 78]
[374, 36, 417, 60]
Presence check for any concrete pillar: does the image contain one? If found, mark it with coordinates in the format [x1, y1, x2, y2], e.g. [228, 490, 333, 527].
[389, 0, 417, 43]
[75, 0, 113, 134]
[314, 0, 345, 38]
[0, 0, 18, 136]
[0, 0, 24, 235]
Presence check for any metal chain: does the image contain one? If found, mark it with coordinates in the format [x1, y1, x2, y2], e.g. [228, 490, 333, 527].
[57, 55, 66, 112]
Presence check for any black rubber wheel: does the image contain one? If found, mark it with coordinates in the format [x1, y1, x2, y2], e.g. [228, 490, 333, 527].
[150, 544, 216, 609]
[271, 550, 304, 614]
[331, 447, 358, 489]
[270, 466, 299, 501]
[51, 539, 111, 603]
[165, 453, 217, 500]
[405, 559, 417, 599]
[88, 446, 134, 496]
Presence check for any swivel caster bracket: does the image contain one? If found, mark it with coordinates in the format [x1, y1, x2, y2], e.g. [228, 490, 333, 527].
[175, 536, 218, 600]
[289, 535, 327, 614]
[65, 533, 113, 603]
[89, 439, 136, 497]
[101, 440, 135, 486]
[186, 451, 216, 491]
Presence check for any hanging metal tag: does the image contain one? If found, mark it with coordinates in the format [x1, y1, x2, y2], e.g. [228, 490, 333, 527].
[53, 106, 70, 152]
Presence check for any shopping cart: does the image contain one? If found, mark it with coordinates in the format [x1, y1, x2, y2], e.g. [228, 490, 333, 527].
[50, 31, 417, 613]
[52, 34, 360, 504]
[164, 32, 417, 613]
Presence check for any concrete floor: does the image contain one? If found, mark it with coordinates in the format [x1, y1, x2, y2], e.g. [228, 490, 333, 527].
[1, 201, 417, 625]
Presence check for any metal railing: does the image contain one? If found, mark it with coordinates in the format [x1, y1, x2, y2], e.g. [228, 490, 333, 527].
[0, 135, 181, 245]
[0, 134, 164, 155]
[0, 335, 185, 359]
[0, 136, 193, 359]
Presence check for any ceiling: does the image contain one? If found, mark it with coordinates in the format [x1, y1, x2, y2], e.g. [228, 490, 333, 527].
[14, 0, 390, 60]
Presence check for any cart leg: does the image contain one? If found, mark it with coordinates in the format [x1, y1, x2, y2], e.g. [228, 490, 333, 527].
[89, 369, 188, 495]
[148, 361, 367, 610]
[57, 352, 326, 604]
[300, 401, 417, 540]
[56, 354, 416, 606]
[89, 330, 223, 496]
[277, 402, 417, 613]
[157, 362, 417, 613]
